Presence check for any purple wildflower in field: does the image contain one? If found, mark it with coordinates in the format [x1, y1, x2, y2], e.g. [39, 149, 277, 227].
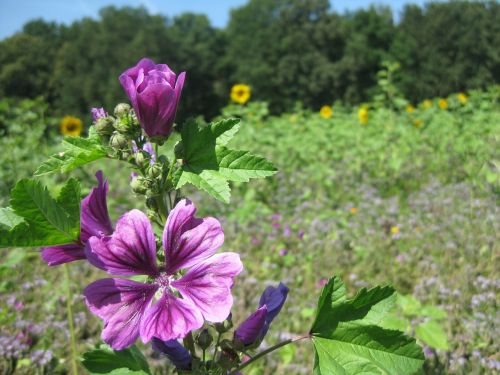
[91, 107, 107, 121]
[279, 248, 288, 256]
[235, 282, 288, 345]
[83, 199, 242, 350]
[41, 171, 113, 266]
[119, 58, 185, 139]
[152, 338, 192, 370]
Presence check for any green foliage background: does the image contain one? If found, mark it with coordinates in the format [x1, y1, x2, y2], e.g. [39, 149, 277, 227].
[1, 1, 500, 121]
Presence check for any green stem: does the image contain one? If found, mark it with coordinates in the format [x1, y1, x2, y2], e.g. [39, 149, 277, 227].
[210, 332, 222, 369]
[228, 334, 309, 375]
[64, 264, 79, 375]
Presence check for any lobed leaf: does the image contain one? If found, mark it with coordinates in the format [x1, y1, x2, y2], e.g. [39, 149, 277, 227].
[81, 344, 151, 375]
[0, 178, 81, 248]
[311, 276, 424, 375]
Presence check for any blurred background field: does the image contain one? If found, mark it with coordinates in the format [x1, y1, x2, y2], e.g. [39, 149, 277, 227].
[0, 0, 499, 374]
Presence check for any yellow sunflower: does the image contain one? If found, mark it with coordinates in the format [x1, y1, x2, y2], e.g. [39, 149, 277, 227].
[405, 104, 415, 113]
[60, 116, 82, 137]
[358, 106, 368, 125]
[438, 99, 448, 110]
[457, 92, 468, 104]
[319, 105, 333, 119]
[230, 84, 251, 104]
[421, 99, 432, 109]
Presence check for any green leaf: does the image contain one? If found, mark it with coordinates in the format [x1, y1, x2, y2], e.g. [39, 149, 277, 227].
[0, 179, 81, 248]
[34, 133, 109, 176]
[311, 276, 424, 375]
[173, 118, 277, 203]
[0, 208, 24, 230]
[415, 320, 449, 350]
[81, 344, 151, 375]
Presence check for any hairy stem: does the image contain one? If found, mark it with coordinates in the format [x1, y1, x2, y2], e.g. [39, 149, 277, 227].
[228, 334, 309, 375]
[64, 264, 79, 375]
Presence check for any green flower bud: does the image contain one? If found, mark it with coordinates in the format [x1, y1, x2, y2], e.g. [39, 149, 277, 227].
[215, 317, 233, 334]
[196, 329, 213, 350]
[94, 117, 115, 136]
[114, 118, 133, 133]
[146, 197, 159, 211]
[114, 103, 131, 118]
[147, 163, 163, 179]
[130, 176, 148, 195]
[110, 132, 128, 149]
[134, 151, 146, 167]
[218, 345, 239, 369]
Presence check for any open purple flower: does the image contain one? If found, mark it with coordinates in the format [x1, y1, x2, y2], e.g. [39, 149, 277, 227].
[83, 199, 243, 350]
[235, 283, 288, 346]
[152, 338, 192, 370]
[119, 58, 185, 139]
[41, 171, 113, 266]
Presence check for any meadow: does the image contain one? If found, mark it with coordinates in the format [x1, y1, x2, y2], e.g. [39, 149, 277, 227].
[0, 85, 499, 374]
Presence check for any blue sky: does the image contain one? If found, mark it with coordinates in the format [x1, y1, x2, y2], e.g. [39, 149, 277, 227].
[0, 0, 429, 39]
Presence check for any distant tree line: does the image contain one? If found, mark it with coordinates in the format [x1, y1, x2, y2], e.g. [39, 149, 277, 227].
[0, 0, 499, 121]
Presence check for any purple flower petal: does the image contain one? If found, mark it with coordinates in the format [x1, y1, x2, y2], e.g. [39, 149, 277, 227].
[163, 199, 224, 274]
[80, 171, 113, 243]
[152, 338, 192, 370]
[83, 278, 157, 350]
[41, 243, 85, 266]
[172, 253, 243, 322]
[234, 306, 268, 346]
[91, 107, 107, 121]
[85, 210, 158, 276]
[259, 282, 289, 337]
[139, 292, 203, 343]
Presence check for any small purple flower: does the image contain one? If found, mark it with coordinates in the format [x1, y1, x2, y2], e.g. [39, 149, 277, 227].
[119, 58, 185, 139]
[152, 338, 192, 370]
[83, 199, 243, 350]
[41, 171, 113, 266]
[297, 229, 305, 239]
[235, 283, 288, 346]
[316, 278, 328, 288]
[279, 248, 288, 256]
[91, 107, 107, 122]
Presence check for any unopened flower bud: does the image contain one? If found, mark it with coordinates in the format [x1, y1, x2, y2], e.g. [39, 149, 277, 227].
[110, 132, 128, 149]
[114, 103, 131, 118]
[196, 329, 213, 350]
[114, 117, 133, 133]
[215, 316, 233, 334]
[130, 176, 148, 194]
[218, 345, 239, 369]
[134, 151, 146, 167]
[95, 117, 114, 136]
[147, 163, 163, 179]
[146, 197, 159, 211]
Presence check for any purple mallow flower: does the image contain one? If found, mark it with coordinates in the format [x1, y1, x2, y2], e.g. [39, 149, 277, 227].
[83, 199, 243, 350]
[235, 282, 288, 346]
[152, 338, 192, 370]
[41, 171, 113, 266]
[91, 107, 107, 121]
[119, 58, 185, 139]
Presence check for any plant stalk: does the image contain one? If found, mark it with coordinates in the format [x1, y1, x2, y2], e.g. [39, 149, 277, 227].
[228, 334, 309, 375]
[64, 264, 79, 375]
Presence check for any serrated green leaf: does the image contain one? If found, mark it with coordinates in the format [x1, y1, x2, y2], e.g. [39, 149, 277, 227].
[216, 146, 277, 182]
[81, 344, 150, 375]
[0, 207, 24, 230]
[415, 320, 449, 350]
[174, 167, 230, 203]
[34, 132, 109, 176]
[0, 179, 81, 248]
[311, 276, 424, 375]
[174, 118, 276, 203]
